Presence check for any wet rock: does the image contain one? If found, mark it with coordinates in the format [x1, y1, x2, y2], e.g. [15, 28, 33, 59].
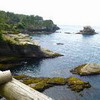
[65, 32, 71, 34]
[56, 43, 64, 45]
[76, 26, 97, 35]
[66, 77, 91, 92]
[70, 63, 100, 75]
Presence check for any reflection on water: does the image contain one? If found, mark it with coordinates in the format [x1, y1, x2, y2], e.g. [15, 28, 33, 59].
[11, 25, 100, 100]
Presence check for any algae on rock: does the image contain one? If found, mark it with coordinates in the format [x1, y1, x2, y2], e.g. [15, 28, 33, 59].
[14, 75, 91, 92]
[66, 77, 91, 92]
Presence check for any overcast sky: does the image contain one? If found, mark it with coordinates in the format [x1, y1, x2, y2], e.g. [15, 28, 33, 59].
[0, 0, 100, 26]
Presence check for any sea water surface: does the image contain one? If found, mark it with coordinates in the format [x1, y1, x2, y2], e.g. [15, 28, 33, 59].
[11, 25, 100, 100]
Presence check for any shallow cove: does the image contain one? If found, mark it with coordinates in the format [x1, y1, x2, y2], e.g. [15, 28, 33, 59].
[11, 25, 100, 100]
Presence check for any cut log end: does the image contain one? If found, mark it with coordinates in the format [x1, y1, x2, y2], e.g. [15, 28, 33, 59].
[0, 70, 12, 85]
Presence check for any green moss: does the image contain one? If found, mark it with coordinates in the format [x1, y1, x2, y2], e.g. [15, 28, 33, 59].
[67, 77, 85, 85]
[23, 78, 49, 85]
[13, 75, 28, 80]
[66, 77, 91, 92]
[32, 82, 53, 92]
[47, 77, 67, 85]
[14, 75, 91, 92]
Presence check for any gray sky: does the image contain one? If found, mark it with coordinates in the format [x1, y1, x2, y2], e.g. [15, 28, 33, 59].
[0, 0, 100, 26]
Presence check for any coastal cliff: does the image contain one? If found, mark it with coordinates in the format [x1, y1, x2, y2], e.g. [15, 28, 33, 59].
[0, 10, 59, 34]
[0, 33, 62, 63]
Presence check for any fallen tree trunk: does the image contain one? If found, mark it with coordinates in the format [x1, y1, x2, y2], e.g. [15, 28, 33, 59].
[0, 71, 52, 100]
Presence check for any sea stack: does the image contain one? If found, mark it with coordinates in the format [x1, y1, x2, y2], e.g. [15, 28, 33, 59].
[76, 26, 97, 35]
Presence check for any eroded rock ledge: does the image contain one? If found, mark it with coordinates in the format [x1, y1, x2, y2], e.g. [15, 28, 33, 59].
[0, 33, 63, 60]
[0, 33, 63, 69]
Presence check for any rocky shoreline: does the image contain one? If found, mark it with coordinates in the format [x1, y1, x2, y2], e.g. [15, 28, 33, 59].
[0, 33, 63, 70]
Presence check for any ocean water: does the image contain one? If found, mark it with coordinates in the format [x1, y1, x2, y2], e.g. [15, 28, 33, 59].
[11, 25, 100, 100]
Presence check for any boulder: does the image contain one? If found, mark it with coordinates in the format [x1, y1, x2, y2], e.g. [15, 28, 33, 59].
[76, 26, 97, 35]
[70, 63, 100, 75]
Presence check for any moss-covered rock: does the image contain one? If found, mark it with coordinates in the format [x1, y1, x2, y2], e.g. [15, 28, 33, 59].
[66, 77, 91, 92]
[14, 75, 91, 92]
[14, 75, 53, 92]
[70, 63, 100, 76]
[47, 77, 67, 85]
[13, 74, 28, 80]
[23, 77, 50, 85]
[32, 82, 53, 92]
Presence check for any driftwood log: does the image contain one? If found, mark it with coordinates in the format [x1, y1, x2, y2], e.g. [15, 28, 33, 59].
[0, 70, 12, 85]
[0, 70, 53, 100]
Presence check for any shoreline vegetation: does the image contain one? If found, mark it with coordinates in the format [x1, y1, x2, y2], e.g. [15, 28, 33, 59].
[0, 10, 59, 35]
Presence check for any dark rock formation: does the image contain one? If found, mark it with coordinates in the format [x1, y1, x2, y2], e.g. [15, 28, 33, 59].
[56, 43, 64, 45]
[0, 33, 63, 70]
[70, 63, 100, 76]
[27, 25, 60, 33]
[0, 33, 63, 58]
[76, 26, 97, 35]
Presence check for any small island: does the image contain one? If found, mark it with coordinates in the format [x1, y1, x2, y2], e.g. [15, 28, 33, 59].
[76, 26, 97, 35]
[70, 63, 100, 76]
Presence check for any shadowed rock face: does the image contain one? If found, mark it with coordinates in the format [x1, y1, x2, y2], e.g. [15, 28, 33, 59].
[0, 33, 63, 59]
[70, 63, 100, 75]
[76, 26, 97, 35]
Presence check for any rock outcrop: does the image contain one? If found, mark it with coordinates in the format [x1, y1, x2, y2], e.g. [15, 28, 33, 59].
[66, 77, 91, 92]
[70, 63, 100, 75]
[76, 26, 97, 35]
[0, 33, 63, 62]
[14, 75, 91, 92]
